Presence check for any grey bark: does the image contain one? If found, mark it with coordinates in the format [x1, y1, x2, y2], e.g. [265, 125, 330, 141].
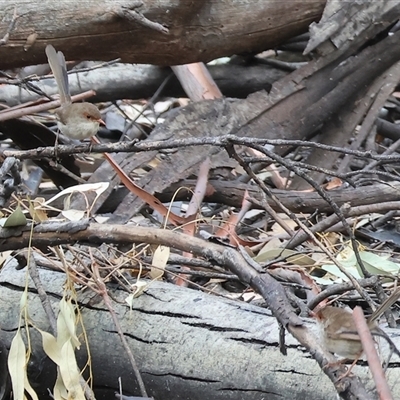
[0, 1, 325, 69]
[0, 262, 400, 400]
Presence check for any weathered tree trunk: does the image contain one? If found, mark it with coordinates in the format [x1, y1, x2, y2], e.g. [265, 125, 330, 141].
[0, 262, 400, 400]
[0, 0, 325, 68]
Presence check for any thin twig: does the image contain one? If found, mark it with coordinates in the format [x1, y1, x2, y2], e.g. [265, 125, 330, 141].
[90, 257, 148, 397]
[0, 90, 96, 121]
[28, 256, 57, 333]
[353, 307, 393, 400]
[5, 134, 400, 163]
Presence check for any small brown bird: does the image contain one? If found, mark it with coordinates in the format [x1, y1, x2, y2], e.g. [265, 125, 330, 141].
[316, 288, 400, 359]
[45, 45, 105, 140]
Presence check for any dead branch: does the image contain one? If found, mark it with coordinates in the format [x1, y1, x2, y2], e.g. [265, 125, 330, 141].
[0, 1, 324, 68]
[0, 62, 287, 106]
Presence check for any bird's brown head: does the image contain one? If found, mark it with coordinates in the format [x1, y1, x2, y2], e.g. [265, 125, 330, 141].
[57, 102, 105, 140]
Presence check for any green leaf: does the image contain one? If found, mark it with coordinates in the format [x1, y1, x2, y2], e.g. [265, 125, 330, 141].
[254, 248, 315, 266]
[0, 206, 27, 228]
[358, 251, 400, 277]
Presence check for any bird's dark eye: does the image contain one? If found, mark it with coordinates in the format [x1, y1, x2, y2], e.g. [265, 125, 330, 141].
[86, 115, 91, 119]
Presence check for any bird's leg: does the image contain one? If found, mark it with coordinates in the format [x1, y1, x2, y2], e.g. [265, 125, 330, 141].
[334, 352, 362, 382]
[322, 351, 363, 382]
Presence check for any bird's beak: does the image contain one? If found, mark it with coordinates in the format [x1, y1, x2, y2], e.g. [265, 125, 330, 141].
[98, 118, 106, 127]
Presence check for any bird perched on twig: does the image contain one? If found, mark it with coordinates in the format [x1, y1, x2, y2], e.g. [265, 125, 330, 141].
[45, 44, 105, 140]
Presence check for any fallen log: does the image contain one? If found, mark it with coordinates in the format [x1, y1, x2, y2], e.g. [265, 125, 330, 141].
[0, 62, 288, 106]
[0, 1, 324, 68]
[0, 262, 399, 399]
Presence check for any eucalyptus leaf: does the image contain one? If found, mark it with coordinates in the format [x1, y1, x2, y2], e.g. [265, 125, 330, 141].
[254, 248, 315, 266]
[0, 206, 27, 228]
